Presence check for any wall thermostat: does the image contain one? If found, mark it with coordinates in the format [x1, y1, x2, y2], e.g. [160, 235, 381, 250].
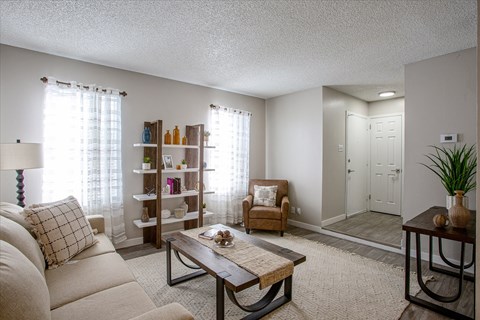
[440, 134, 457, 143]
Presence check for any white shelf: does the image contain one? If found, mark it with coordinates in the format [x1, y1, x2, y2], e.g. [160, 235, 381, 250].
[163, 144, 198, 149]
[133, 169, 157, 174]
[204, 145, 216, 149]
[204, 190, 215, 195]
[162, 190, 199, 199]
[133, 194, 157, 201]
[133, 190, 200, 201]
[162, 168, 199, 173]
[133, 143, 157, 147]
[133, 211, 214, 228]
[204, 168, 215, 172]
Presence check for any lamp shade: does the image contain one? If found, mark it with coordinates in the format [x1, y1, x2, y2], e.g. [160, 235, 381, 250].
[0, 143, 44, 170]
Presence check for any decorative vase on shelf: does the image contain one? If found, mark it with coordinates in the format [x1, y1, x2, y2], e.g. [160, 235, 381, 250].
[142, 127, 151, 143]
[164, 130, 171, 144]
[180, 201, 188, 213]
[173, 125, 180, 145]
[141, 207, 150, 223]
[448, 190, 471, 228]
[182, 136, 188, 145]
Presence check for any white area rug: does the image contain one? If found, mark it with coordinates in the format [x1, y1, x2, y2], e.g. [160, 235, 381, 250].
[126, 233, 420, 320]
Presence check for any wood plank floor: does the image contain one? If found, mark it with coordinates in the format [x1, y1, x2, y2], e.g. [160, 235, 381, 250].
[323, 211, 403, 248]
[118, 224, 474, 320]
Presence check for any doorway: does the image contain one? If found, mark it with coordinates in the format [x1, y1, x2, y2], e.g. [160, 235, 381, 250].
[345, 112, 369, 217]
[345, 113, 403, 216]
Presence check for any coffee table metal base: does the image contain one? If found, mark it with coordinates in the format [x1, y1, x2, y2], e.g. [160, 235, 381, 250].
[166, 238, 293, 320]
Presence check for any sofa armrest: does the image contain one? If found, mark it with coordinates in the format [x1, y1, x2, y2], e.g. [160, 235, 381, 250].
[86, 215, 105, 234]
[281, 196, 290, 217]
[130, 303, 194, 320]
[242, 195, 253, 227]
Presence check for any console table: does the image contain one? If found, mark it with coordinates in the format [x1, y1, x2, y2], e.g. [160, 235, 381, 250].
[403, 206, 475, 320]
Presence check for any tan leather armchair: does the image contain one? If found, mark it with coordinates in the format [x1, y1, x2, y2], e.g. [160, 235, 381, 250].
[242, 179, 289, 237]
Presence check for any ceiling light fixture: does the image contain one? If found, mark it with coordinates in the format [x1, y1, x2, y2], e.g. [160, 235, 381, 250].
[379, 91, 396, 97]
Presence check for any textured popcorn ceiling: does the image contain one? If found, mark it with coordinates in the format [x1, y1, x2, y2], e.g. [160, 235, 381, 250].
[0, 0, 476, 100]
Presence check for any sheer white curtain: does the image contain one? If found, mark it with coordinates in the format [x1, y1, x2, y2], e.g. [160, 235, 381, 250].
[206, 105, 251, 224]
[42, 77, 126, 244]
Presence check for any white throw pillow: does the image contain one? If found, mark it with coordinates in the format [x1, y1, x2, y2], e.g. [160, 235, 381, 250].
[253, 185, 278, 207]
[24, 196, 97, 269]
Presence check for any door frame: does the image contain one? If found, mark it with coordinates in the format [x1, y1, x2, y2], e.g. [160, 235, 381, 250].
[345, 111, 370, 218]
[368, 112, 404, 217]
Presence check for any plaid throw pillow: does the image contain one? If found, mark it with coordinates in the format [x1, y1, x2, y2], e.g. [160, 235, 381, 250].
[24, 196, 97, 269]
[253, 185, 278, 207]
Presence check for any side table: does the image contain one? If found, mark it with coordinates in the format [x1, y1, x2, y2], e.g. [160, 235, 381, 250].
[403, 206, 475, 320]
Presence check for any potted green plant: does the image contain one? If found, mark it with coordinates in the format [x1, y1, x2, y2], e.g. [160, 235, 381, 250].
[202, 202, 207, 213]
[181, 159, 187, 170]
[142, 156, 152, 170]
[420, 144, 476, 208]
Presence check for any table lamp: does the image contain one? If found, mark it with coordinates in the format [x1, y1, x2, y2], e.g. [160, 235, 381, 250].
[0, 140, 43, 207]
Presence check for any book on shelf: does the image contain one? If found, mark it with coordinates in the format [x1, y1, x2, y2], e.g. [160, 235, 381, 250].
[198, 228, 219, 240]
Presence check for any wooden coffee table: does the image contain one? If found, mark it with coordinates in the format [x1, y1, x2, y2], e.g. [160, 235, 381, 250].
[162, 224, 306, 320]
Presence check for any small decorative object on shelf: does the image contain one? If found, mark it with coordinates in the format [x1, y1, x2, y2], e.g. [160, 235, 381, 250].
[164, 130, 172, 144]
[141, 207, 150, 223]
[203, 161, 207, 168]
[145, 186, 155, 196]
[181, 159, 187, 169]
[173, 125, 180, 145]
[182, 135, 188, 145]
[448, 190, 471, 228]
[161, 209, 171, 219]
[162, 184, 170, 194]
[432, 214, 449, 228]
[142, 156, 151, 170]
[174, 208, 185, 219]
[180, 201, 188, 213]
[204, 131, 210, 146]
[142, 127, 151, 143]
[203, 202, 207, 213]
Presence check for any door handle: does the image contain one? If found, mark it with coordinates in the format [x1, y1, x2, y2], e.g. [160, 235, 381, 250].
[348, 169, 355, 173]
[390, 169, 401, 174]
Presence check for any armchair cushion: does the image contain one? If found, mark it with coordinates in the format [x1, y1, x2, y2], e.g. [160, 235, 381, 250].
[253, 185, 278, 207]
[249, 206, 282, 220]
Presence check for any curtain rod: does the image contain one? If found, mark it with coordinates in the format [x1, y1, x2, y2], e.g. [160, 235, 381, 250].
[40, 77, 127, 97]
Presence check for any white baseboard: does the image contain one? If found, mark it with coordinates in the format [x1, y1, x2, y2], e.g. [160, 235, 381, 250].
[321, 215, 345, 227]
[114, 237, 143, 249]
[287, 219, 323, 233]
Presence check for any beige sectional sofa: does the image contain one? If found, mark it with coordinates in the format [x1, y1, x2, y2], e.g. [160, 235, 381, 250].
[0, 203, 193, 320]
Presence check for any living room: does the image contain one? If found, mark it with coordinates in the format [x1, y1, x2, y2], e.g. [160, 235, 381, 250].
[0, 1, 478, 320]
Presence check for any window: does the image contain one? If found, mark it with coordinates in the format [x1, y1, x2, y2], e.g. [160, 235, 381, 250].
[207, 104, 251, 224]
[42, 78, 126, 244]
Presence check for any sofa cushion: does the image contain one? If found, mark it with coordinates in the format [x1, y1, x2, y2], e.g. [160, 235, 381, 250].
[0, 215, 45, 276]
[0, 241, 51, 320]
[0, 202, 34, 232]
[24, 196, 97, 269]
[73, 233, 116, 260]
[249, 205, 282, 219]
[51, 282, 155, 320]
[253, 185, 278, 207]
[46, 252, 136, 309]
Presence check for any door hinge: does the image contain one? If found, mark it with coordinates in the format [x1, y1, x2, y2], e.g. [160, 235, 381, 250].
[369, 124, 371, 130]
[368, 194, 371, 200]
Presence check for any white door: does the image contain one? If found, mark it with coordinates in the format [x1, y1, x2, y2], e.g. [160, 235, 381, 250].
[370, 115, 402, 215]
[346, 112, 369, 217]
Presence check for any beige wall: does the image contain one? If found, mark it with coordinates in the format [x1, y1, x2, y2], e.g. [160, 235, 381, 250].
[0, 44, 266, 241]
[368, 97, 404, 117]
[321, 87, 368, 223]
[265, 87, 323, 227]
[405, 47, 476, 260]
